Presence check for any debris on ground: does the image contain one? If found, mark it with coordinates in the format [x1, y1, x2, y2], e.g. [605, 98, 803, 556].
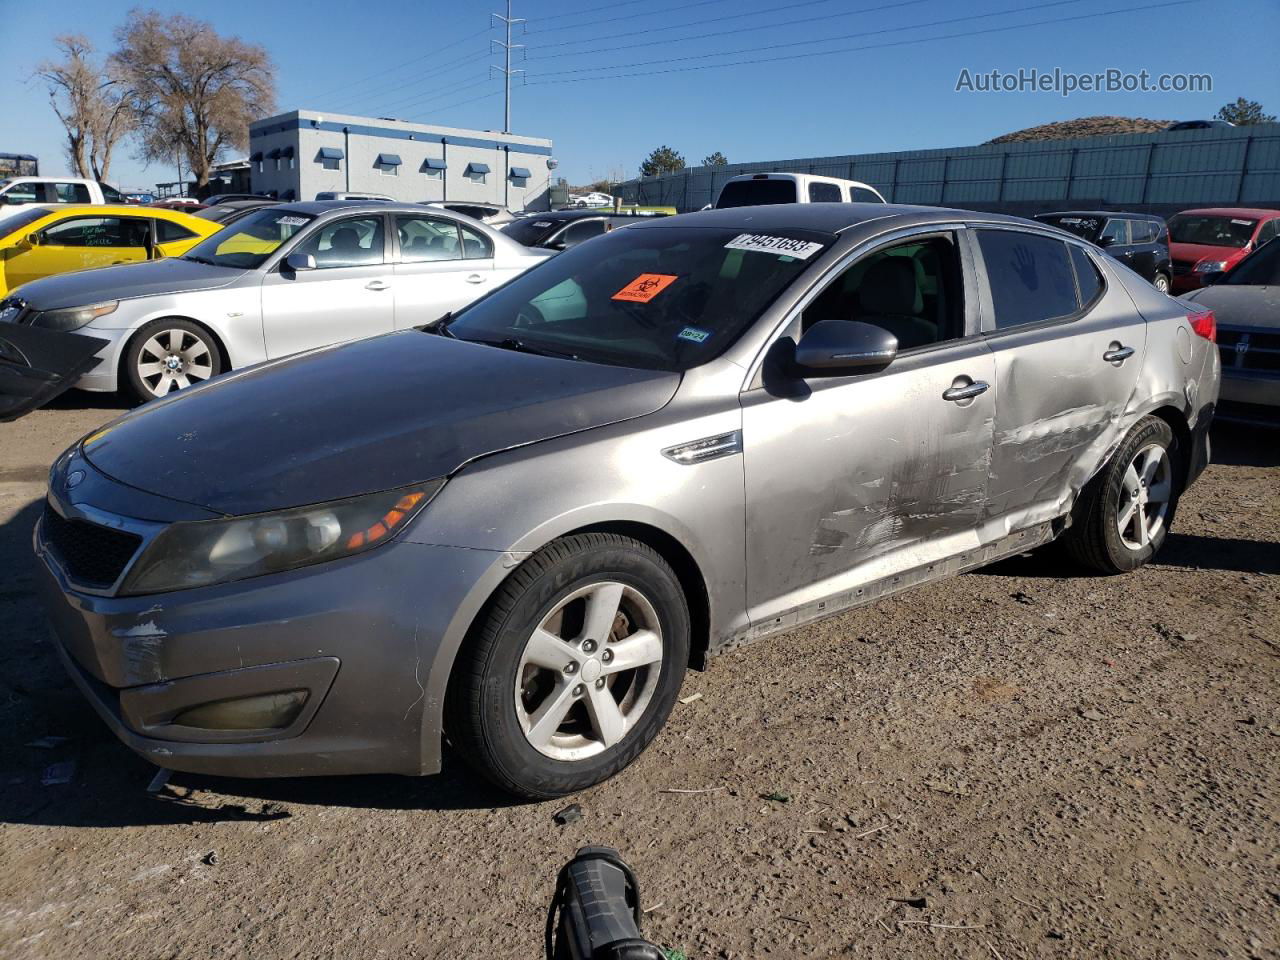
[1078, 708, 1106, 721]
[552, 803, 583, 826]
[678, 692, 703, 705]
[761, 791, 791, 803]
[1012, 591, 1034, 604]
[146, 768, 172, 794]
[891, 896, 928, 909]
[200, 851, 218, 866]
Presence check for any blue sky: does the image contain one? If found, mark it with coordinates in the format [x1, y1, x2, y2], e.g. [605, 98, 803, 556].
[2, 0, 1277, 191]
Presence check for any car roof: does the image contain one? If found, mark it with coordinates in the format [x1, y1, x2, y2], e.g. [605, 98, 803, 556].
[1173, 207, 1280, 219]
[1037, 210, 1164, 221]
[625, 202, 1028, 234]
[275, 200, 435, 216]
[17, 203, 208, 221]
[525, 209, 662, 223]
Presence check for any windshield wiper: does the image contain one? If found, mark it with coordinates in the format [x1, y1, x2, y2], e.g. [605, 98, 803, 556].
[181, 254, 217, 266]
[475, 337, 580, 361]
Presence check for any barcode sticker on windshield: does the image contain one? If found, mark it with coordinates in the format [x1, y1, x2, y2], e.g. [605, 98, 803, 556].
[613, 273, 679, 303]
[724, 234, 824, 259]
[534, 221, 552, 227]
[1231, 218, 1253, 226]
[276, 216, 309, 227]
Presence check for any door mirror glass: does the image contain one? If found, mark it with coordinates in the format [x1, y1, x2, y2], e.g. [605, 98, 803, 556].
[795, 319, 898, 375]
[1096, 235, 1116, 248]
[284, 252, 317, 272]
[14, 234, 35, 251]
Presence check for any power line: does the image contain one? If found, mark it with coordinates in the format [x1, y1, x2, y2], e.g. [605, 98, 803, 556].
[525, 0, 1200, 86]
[523, 0, 717, 26]
[522, 0, 735, 35]
[529, 0, 1099, 77]
[326, 47, 489, 113]
[525, 0, 935, 62]
[368, 72, 494, 116]
[308, 25, 491, 106]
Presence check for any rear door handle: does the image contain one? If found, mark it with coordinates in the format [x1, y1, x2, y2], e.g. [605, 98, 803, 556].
[942, 380, 990, 402]
[465, 273, 486, 284]
[1103, 345, 1135, 363]
[365, 280, 390, 291]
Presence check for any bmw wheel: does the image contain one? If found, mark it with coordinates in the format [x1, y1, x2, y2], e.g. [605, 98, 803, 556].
[447, 533, 689, 799]
[1062, 415, 1180, 574]
[125, 318, 223, 402]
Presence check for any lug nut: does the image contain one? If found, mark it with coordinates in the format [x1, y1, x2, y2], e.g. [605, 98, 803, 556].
[582, 639, 597, 654]
[601, 649, 613, 663]
[573, 684, 585, 697]
[563, 662, 578, 675]
[594, 678, 606, 690]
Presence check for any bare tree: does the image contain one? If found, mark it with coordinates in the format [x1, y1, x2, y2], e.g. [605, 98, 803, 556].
[35, 35, 135, 181]
[112, 9, 275, 187]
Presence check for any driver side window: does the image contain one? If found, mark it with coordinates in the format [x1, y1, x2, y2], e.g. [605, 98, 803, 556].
[292, 217, 386, 268]
[800, 235, 965, 351]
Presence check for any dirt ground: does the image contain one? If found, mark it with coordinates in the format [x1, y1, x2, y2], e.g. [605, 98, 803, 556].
[1, 395, 1277, 960]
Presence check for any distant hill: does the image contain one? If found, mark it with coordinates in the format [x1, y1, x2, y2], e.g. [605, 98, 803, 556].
[985, 116, 1173, 144]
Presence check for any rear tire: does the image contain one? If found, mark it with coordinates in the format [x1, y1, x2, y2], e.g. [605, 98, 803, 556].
[446, 533, 689, 799]
[1061, 415, 1180, 574]
[124, 318, 223, 403]
[1153, 272, 1171, 294]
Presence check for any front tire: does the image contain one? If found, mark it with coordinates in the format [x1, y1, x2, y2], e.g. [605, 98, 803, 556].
[1062, 415, 1180, 574]
[124, 318, 223, 402]
[1153, 272, 1171, 294]
[446, 533, 689, 799]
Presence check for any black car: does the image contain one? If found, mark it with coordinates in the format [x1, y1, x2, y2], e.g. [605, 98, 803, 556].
[501, 209, 670, 251]
[1035, 211, 1173, 292]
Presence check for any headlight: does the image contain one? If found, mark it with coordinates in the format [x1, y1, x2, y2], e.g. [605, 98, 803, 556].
[119, 480, 444, 595]
[1193, 260, 1227, 273]
[30, 301, 119, 332]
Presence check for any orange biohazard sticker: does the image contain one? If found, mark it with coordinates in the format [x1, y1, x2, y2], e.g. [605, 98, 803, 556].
[612, 273, 679, 303]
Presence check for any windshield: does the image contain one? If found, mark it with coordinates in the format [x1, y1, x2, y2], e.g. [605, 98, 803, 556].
[1168, 214, 1256, 248]
[182, 208, 315, 268]
[716, 179, 798, 209]
[1038, 215, 1103, 241]
[0, 207, 52, 241]
[444, 225, 830, 371]
[1226, 238, 1280, 285]
[501, 217, 559, 247]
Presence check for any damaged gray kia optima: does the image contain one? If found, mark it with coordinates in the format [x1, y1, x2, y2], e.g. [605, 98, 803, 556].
[35, 205, 1219, 798]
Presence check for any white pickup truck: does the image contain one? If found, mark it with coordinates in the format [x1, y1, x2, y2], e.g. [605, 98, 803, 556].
[0, 177, 127, 225]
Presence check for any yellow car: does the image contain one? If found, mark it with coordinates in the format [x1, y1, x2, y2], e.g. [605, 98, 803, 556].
[0, 204, 222, 297]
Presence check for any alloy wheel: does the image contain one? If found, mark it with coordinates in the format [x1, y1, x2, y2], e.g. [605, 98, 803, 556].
[1154, 274, 1170, 293]
[136, 328, 215, 396]
[515, 581, 664, 761]
[1116, 442, 1172, 550]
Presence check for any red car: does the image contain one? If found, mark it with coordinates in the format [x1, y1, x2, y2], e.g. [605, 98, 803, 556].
[1168, 207, 1280, 292]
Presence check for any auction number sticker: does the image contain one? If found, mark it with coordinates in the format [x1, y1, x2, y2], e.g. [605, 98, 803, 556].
[1231, 218, 1254, 226]
[612, 273, 679, 303]
[724, 233, 824, 259]
[276, 215, 310, 227]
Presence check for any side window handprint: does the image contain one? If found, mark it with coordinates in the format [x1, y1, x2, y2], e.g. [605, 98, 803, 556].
[1012, 242, 1039, 291]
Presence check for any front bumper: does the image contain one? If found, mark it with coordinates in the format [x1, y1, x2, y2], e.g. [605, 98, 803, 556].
[35, 505, 511, 778]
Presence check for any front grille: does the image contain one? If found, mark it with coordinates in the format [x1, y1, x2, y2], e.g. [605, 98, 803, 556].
[1218, 327, 1280, 376]
[41, 501, 143, 588]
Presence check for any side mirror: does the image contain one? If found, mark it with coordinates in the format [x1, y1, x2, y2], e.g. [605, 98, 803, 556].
[794, 320, 898, 376]
[284, 252, 317, 272]
[1096, 235, 1116, 248]
[14, 234, 36, 251]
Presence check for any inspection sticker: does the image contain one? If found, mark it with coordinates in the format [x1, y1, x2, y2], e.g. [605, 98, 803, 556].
[724, 233, 824, 259]
[534, 221, 553, 227]
[677, 326, 710, 343]
[275, 215, 310, 227]
[612, 273, 679, 303]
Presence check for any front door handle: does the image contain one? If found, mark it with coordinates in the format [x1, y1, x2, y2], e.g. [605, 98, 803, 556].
[465, 273, 486, 284]
[1103, 345, 1135, 363]
[942, 380, 990, 402]
[365, 280, 390, 291]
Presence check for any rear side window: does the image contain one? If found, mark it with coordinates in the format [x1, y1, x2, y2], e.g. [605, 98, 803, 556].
[807, 182, 842, 203]
[1069, 245, 1104, 306]
[155, 219, 196, 243]
[557, 219, 607, 247]
[977, 230, 1081, 330]
[98, 183, 124, 203]
[851, 187, 884, 203]
[715, 179, 797, 209]
[40, 216, 148, 248]
[54, 182, 92, 203]
[1130, 220, 1156, 243]
[459, 224, 492, 260]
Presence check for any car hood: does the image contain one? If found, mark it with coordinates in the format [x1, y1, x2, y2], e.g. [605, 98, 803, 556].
[80, 331, 680, 515]
[1169, 241, 1248, 265]
[1182, 284, 1280, 328]
[10, 257, 243, 310]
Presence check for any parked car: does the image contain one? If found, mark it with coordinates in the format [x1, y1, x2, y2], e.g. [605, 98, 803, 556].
[1167, 207, 1280, 292]
[570, 191, 614, 209]
[1182, 236, 1279, 424]
[32, 204, 1217, 798]
[714, 173, 886, 209]
[124, 192, 157, 205]
[0, 177, 127, 225]
[149, 199, 207, 211]
[0, 204, 222, 297]
[203, 193, 268, 205]
[315, 191, 394, 202]
[0, 202, 549, 401]
[1165, 120, 1235, 131]
[192, 199, 278, 226]
[501, 209, 670, 250]
[1035, 211, 1173, 291]
[423, 201, 515, 226]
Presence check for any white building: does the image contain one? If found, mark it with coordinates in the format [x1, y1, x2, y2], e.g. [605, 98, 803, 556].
[248, 109, 555, 211]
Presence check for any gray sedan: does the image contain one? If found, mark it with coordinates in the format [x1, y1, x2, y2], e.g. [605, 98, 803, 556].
[35, 204, 1219, 798]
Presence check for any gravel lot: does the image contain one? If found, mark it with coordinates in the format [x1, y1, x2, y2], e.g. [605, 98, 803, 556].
[1, 396, 1276, 960]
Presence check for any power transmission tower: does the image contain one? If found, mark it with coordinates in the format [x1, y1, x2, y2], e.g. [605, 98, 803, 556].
[490, 0, 524, 134]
